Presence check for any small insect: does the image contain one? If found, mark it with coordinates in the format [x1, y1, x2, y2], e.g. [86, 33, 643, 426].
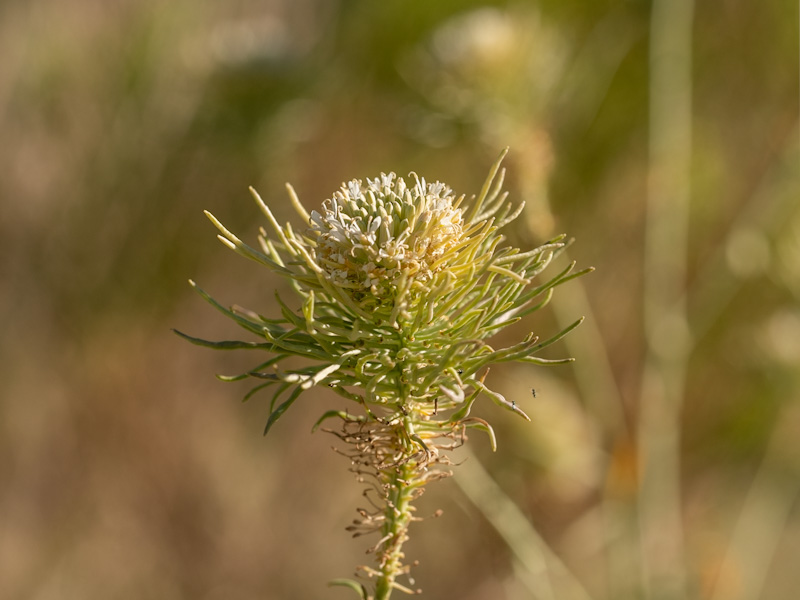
[457, 369, 463, 375]
[511, 400, 516, 409]
[531, 388, 537, 398]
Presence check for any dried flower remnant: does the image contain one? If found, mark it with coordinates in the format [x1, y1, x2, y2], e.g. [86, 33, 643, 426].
[178, 148, 591, 599]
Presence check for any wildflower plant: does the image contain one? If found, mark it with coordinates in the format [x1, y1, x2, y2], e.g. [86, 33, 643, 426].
[177, 149, 591, 599]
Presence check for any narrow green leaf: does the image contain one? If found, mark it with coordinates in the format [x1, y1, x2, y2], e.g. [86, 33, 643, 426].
[513, 261, 577, 308]
[328, 579, 368, 599]
[507, 287, 554, 322]
[215, 373, 249, 382]
[311, 410, 365, 432]
[216, 355, 290, 382]
[557, 266, 595, 285]
[275, 291, 307, 330]
[468, 147, 508, 223]
[474, 380, 531, 421]
[264, 386, 304, 436]
[268, 382, 292, 413]
[173, 329, 272, 351]
[463, 417, 497, 451]
[204, 210, 295, 275]
[302, 290, 315, 332]
[447, 387, 480, 423]
[519, 356, 576, 365]
[243, 381, 275, 403]
[186, 282, 267, 337]
[528, 317, 585, 354]
[479, 315, 521, 335]
[247, 371, 280, 381]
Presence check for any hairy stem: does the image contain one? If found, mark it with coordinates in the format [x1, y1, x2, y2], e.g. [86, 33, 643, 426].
[374, 460, 416, 600]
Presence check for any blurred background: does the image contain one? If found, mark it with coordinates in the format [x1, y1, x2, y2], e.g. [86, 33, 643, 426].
[1, 0, 799, 599]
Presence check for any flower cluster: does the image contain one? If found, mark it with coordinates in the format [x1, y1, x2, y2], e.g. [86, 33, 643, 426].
[179, 149, 590, 599]
[309, 173, 464, 308]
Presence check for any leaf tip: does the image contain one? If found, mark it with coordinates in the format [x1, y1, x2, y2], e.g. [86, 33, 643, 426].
[249, 186, 264, 204]
[327, 579, 368, 599]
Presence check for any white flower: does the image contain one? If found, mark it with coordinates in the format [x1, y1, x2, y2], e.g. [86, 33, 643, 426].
[305, 172, 465, 305]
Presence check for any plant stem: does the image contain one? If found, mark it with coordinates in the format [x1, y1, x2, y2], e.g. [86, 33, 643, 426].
[374, 460, 416, 600]
[639, 0, 694, 598]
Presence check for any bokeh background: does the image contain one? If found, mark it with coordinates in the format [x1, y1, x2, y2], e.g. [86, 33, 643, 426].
[2, 1, 799, 599]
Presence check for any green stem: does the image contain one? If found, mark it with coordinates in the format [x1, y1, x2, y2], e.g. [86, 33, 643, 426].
[374, 460, 416, 600]
[639, 0, 694, 598]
